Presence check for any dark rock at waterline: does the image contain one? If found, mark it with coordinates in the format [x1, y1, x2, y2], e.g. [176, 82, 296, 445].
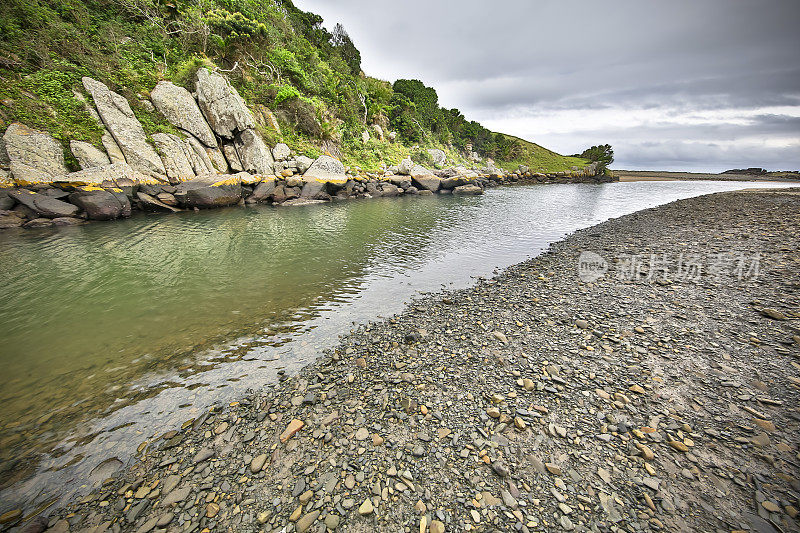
[411, 174, 441, 192]
[440, 176, 471, 189]
[453, 184, 484, 195]
[0, 191, 15, 210]
[9, 189, 80, 218]
[68, 188, 131, 220]
[300, 179, 325, 199]
[380, 183, 401, 197]
[136, 192, 181, 212]
[174, 178, 242, 209]
[0, 210, 25, 228]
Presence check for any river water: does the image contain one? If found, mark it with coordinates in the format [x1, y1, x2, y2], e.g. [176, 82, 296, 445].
[0, 180, 789, 511]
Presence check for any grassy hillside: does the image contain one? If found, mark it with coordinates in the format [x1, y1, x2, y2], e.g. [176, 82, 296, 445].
[495, 134, 590, 174]
[0, 0, 590, 174]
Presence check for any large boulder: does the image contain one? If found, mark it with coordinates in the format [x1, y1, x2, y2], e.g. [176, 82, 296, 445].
[440, 176, 471, 189]
[453, 184, 484, 195]
[302, 155, 347, 183]
[411, 174, 441, 192]
[234, 129, 274, 175]
[70, 141, 110, 170]
[295, 155, 314, 174]
[3, 123, 69, 184]
[136, 191, 180, 212]
[300, 179, 327, 199]
[68, 187, 131, 220]
[195, 68, 255, 139]
[245, 177, 276, 204]
[152, 133, 196, 182]
[9, 189, 80, 218]
[150, 81, 217, 147]
[82, 77, 166, 175]
[427, 149, 446, 166]
[174, 177, 243, 208]
[272, 143, 291, 161]
[221, 142, 243, 172]
[75, 91, 126, 165]
[52, 163, 161, 186]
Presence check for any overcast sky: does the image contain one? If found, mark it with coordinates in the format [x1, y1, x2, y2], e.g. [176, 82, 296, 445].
[293, 0, 799, 172]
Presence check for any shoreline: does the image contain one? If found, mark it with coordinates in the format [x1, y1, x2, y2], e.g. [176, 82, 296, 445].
[0, 170, 614, 233]
[5, 188, 800, 533]
[615, 169, 800, 182]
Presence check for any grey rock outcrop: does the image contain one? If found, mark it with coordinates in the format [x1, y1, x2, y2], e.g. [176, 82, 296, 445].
[427, 149, 446, 166]
[70, 141, 111, 169]
[302, 155, 346, 182]
[53, 163, 161, 186]
[272, 143, 291, 161]
[221, 143, 243, 172]
[82, 77, 166, 175]
[453, 184, 484, 195]
[9, 189, 80, 218]
[295, 155, 314, 174]
[152, 133, 195, 182]
[174, 177, 242, 209]
[234, 129, 274, 175]
[3, 123, 69, 184]
[411, 174, 441, 192]
[68, 187, 131, 220]
[246, 178, 276, 204]
[150, 81, 217, 147]
[195, 68, 255, 139]
[398, 158, 431, 177]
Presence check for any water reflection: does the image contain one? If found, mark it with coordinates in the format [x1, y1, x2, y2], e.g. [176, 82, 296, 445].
[0, 180, 789, 509]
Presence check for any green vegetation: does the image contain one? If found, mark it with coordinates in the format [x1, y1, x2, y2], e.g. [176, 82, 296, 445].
[497, 135, 591, 174]
[573, 144, 614, 173]
[0, 0, 590, 173]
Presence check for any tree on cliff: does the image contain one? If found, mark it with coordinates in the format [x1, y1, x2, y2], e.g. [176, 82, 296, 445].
[331, 23, 361, 76]
[579, 144, 614, 167]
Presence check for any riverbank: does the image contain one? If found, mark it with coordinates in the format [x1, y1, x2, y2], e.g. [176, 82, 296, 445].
[616, 169, 800, 182]
[6, 188, 799, 533]
[0, 163, 613, 232]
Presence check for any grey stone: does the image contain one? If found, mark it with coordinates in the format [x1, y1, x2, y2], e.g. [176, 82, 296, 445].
[150, 81, 217, 147]
[9, 189, 79, 218]
[302, 155, 346, 182]
[427, 149, 446, 166]
[234, 129, 274, 175]
[3, 123, 68, 184]
[82, 77, 166, 175]
[70, 141, 110, 169]
[272, 143, 290, 161]
[195, 68, 255, 139]
[221, 142, 243, 172]
[53, 163, 161, 186]
[246, 178, 276, 203]
[411, 174, 441, 192]
[295, 155, 314, 174]
[68, 187, 131, 220]
[453, 184, 483, 195]
[152, 133, 195, 182]
[174, 177, 242, 209]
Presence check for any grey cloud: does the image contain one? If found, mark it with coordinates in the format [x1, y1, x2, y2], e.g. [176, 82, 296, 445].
[294, 0, 800, 171]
